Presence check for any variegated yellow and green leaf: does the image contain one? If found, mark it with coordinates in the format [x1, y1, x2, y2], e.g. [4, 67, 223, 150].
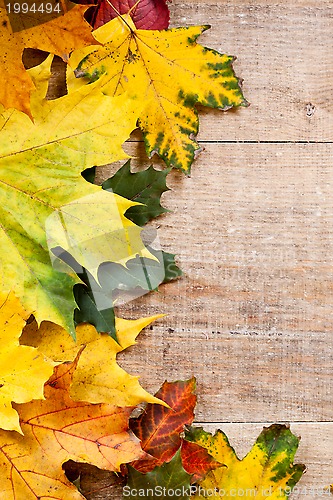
[0, 55, 153, 335]
[67, 15, 247, 173]
[187, 424, 305, 499]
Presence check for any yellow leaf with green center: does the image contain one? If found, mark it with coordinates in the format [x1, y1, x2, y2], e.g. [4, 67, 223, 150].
[0, 292, 54, 433]
[67, 15, 247, 173]
[0, 55, 153, 335]
[21, 314, 166, 407]
[187, 425, 305, 499]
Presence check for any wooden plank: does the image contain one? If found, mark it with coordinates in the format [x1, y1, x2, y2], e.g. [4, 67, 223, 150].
[66, 423, 333, 499]
[166, 1, 333, 142]
[96, 143, 333, 422]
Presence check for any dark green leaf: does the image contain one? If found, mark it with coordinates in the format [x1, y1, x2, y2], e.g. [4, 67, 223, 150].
[73, 283, 116, 339]
[125, 450, 192, 499]
[102, 161, 170, 226]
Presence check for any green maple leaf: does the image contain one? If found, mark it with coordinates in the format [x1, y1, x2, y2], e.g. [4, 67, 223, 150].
[74, 165, 182, 335]
[101, 161, 170, 226]
[0, 55, 153, 335]
[126, 450, 192, 499]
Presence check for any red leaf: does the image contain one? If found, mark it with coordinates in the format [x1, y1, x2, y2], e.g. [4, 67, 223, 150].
[86, 0, 170, 30]
[181, 439, 223, 482]
[130, 378, 196, 471]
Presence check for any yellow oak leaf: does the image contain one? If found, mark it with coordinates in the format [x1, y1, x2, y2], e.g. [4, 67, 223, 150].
[187, 425, 305, 499]
[0, 359, 144, 499]
[0, 55, 153, 335]
[0, 0, 96, 115]
[67, 15, 247, 173]
[0, 292, 54, 434]
[21, 314, 166, 407]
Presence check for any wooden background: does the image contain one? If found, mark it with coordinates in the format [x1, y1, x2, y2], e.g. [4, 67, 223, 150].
[42, 0, 333, 497]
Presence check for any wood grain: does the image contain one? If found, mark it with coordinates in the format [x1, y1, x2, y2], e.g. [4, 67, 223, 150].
[167, 1, 333, 142]
[99, 143, 333, 423]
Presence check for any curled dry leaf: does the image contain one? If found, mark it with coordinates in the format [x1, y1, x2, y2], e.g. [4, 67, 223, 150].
[0, 360, 145, 499]
[0, 292, 54, 433]
[21, 314, 166, 407]
[67, 15, 247, 173]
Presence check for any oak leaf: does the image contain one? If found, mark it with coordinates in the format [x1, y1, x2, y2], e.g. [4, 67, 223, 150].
[187, 424, 306, 499]
[0, 55, 153, 334]
[0, 0, 95, 114]
[0, 292, 54, 433]
[67, 15, 247, 172]
[21, 314, 166, 407]
[0, 359, 145, 499]
[86, 0, 170, 30]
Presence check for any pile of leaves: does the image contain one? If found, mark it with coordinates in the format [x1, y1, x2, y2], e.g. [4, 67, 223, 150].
[0, 0, 319, 497]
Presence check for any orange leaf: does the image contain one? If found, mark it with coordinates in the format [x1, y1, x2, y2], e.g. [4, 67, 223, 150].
[0, 357, 144, 499]
[130, 378, 196, 472]
[0, 0, 96, 115]
[181, 439, 223, 482]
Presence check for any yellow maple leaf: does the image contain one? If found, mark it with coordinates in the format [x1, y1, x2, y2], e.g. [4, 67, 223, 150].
[67, 15, 247, 173]
[0, 55, 153, 334]
[0, 360, 144, 499]
[21, 314, 166, 407]
[0, 292, 54, 434]
[0, 0, 96, 115]
[187, 425, 305, 499]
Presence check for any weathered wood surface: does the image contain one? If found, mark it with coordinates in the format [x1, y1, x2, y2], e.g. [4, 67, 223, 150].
[111, 142, 333, 423]
[38, 0, 333, 496]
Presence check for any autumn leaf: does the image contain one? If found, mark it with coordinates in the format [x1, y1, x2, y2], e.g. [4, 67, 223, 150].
[74, 162, 181, 335]
[67, 15, 247, 173]
[0, 360, 145, 499]
[181, 439, 223, 483]
[126, 450, 192, 499]
[0, 292, 54, 433]
[101, 161, 170, 226]
[21, 314, 166, 407]
[130, 378, 196, 471]
[0, 0, 95, 114]
[0, 55, 153, 334]
[74, 246, 181, 335]
[129, 378, 221, 482]
[86, 0, 170, 30]
[187, 424, 306, 499]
